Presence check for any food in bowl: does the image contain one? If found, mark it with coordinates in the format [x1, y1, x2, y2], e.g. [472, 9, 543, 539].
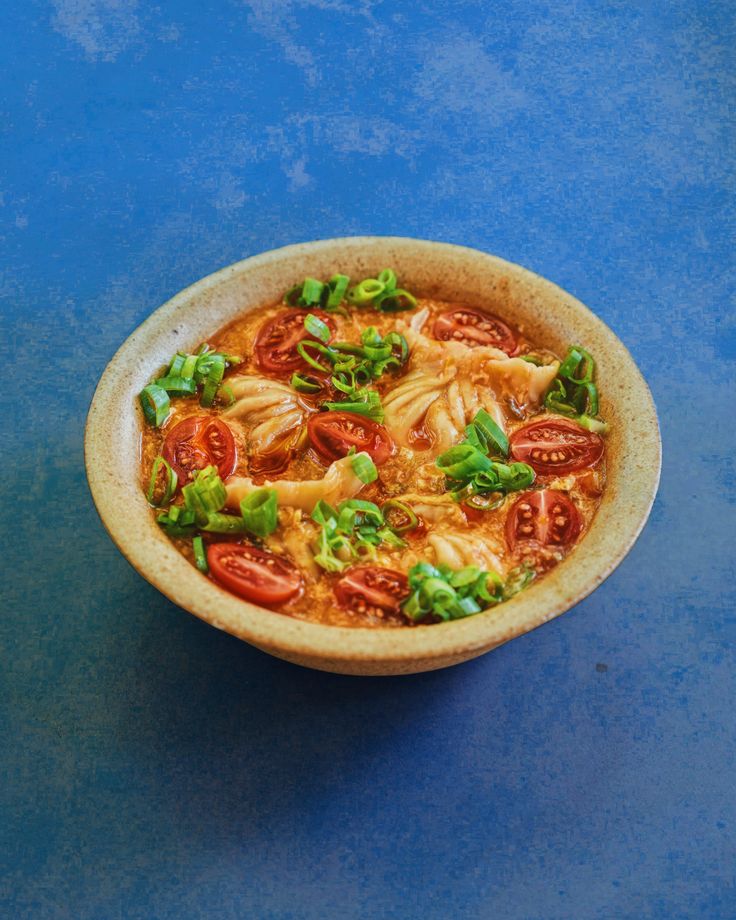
[138, 267, 609, 628]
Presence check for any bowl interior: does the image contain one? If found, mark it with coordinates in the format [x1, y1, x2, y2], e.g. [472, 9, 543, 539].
[85, 237, 660, 675]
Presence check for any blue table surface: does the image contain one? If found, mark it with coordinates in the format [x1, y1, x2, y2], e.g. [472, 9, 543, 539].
[2, 2, 735, 918]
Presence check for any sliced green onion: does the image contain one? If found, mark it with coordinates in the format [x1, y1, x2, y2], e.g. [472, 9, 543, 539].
[182, 465, 227, 525]
[326, 273, 350, 309]
[147, 456, 178, 507]
[304, 312, 331, 343]
[577, 415, 609, 434]
[193, 535, 208, 573]
[218, 384, 235, 407]
[324, 391, 384, 422]
[312, 499, 339, 527]
[375, 288, 418, 313]
[436, 444, 493, 480]
[376, 526, 406, 548]
[285, 284, 303, 306]
[559, 345, 595, 383]
[401, 561, 519, 623]
[381, 499, 418, 533]
[471, 409, 509, 457]
[201, 512, 250, 533]
[290, 372, 323, 394]
[301, 277, 324, 305]
[139, 384, 170, 427]
[168, 354, 186, 376]
[200, 354, 225, 407]
[296, 340, 334, 373]
[351, 453, 378, 484]
[181, 354, 199, 379]
[155, 376, 198, 396]
[383, 331, 409, 364]
[240, 488, 278, 537]
[544, 344, 607, 430]
[156, 505, 197, 537]
[348, 278, 386, 305]
[339, 498, 383, 527]
[377, 268, 397, 290]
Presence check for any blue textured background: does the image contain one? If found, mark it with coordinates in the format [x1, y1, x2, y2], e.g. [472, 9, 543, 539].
[2, 2, 735, 918]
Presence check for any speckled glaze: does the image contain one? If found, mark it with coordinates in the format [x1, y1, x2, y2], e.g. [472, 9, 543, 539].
[85, 238, 661, 675]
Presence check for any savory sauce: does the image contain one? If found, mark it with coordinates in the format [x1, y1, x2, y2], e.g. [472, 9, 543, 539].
[139, 273, 607, 628]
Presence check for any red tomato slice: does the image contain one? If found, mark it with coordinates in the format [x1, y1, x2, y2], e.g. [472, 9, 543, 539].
[433, 308, 518, 355]
[506, 490, 581, 552]
[509, 417, 604, 475]
[207, 544, 303, 606]
[255, 310, 336, 374]
[307, 411, 395, 465]
[162, 416, 237, 484]
[334, 565, 410, 616]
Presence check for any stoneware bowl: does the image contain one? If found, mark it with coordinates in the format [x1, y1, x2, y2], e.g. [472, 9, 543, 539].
[85, 237, 661, 676]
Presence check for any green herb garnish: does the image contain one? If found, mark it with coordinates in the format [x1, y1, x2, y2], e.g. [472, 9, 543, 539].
[401, 562, 535, 623]
[157, 467, 278, 540]
[544, 345, 608, 432]
[139, 345, 242, 427]
[435, 409, 534, 504]
[284, 268, 417, 315]
[310, 497, 404, 573]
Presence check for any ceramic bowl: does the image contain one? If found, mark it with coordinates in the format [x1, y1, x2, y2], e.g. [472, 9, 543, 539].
[85, 237, 661, 675]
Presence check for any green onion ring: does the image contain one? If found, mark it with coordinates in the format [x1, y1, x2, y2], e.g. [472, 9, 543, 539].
[304, 312, 331, 343]
[155, 376, 198, 396]
[240, 488, 279, 537]
[348, 278, 385, 305]
[290, 372, 323, 394]
[200, 354, 226, 407]
[377, 268, 397, 290]
[381, 499, 419, 533]
[374, 288, 418, 312]
[139, 384, 171, 427]
[301, 277, 325, 305]
[326, 273, 350, 309]
[351, 453, 378, 484]
[146, 456, 178, 507]
[296, 340, 334, 373]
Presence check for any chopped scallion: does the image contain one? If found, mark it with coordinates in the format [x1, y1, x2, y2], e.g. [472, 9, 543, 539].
[192, 535, 208, 573]
[146, 456, 178, 507]
[240, 488, 278, 537]
[139, 384, 170, 427]
[351, 453, 377, 484]
[303, 313, 332, 344]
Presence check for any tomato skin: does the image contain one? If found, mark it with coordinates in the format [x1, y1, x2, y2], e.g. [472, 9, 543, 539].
[162, 416, 237, 484]
[433, 308, 518, 355]
[207, 543, 303, 606]
[509, 417, 604, 475]
[334, 565, 410, 616]
[505, 490, 581, 552]
[255, 310, 336, 374]
[307, 411, 395, 465]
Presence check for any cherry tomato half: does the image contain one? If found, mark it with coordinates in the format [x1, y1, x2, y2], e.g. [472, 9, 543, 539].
[334, 565, 410, 617]
[162, 416, 236, 484]
[254, 310, 336, 374]
[207, 543, 303, 606]
[307, 411, 395, 465]
[509, 417, 604, 475]
[505, 490, 581, 552]
[433, 308, 518, 355]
